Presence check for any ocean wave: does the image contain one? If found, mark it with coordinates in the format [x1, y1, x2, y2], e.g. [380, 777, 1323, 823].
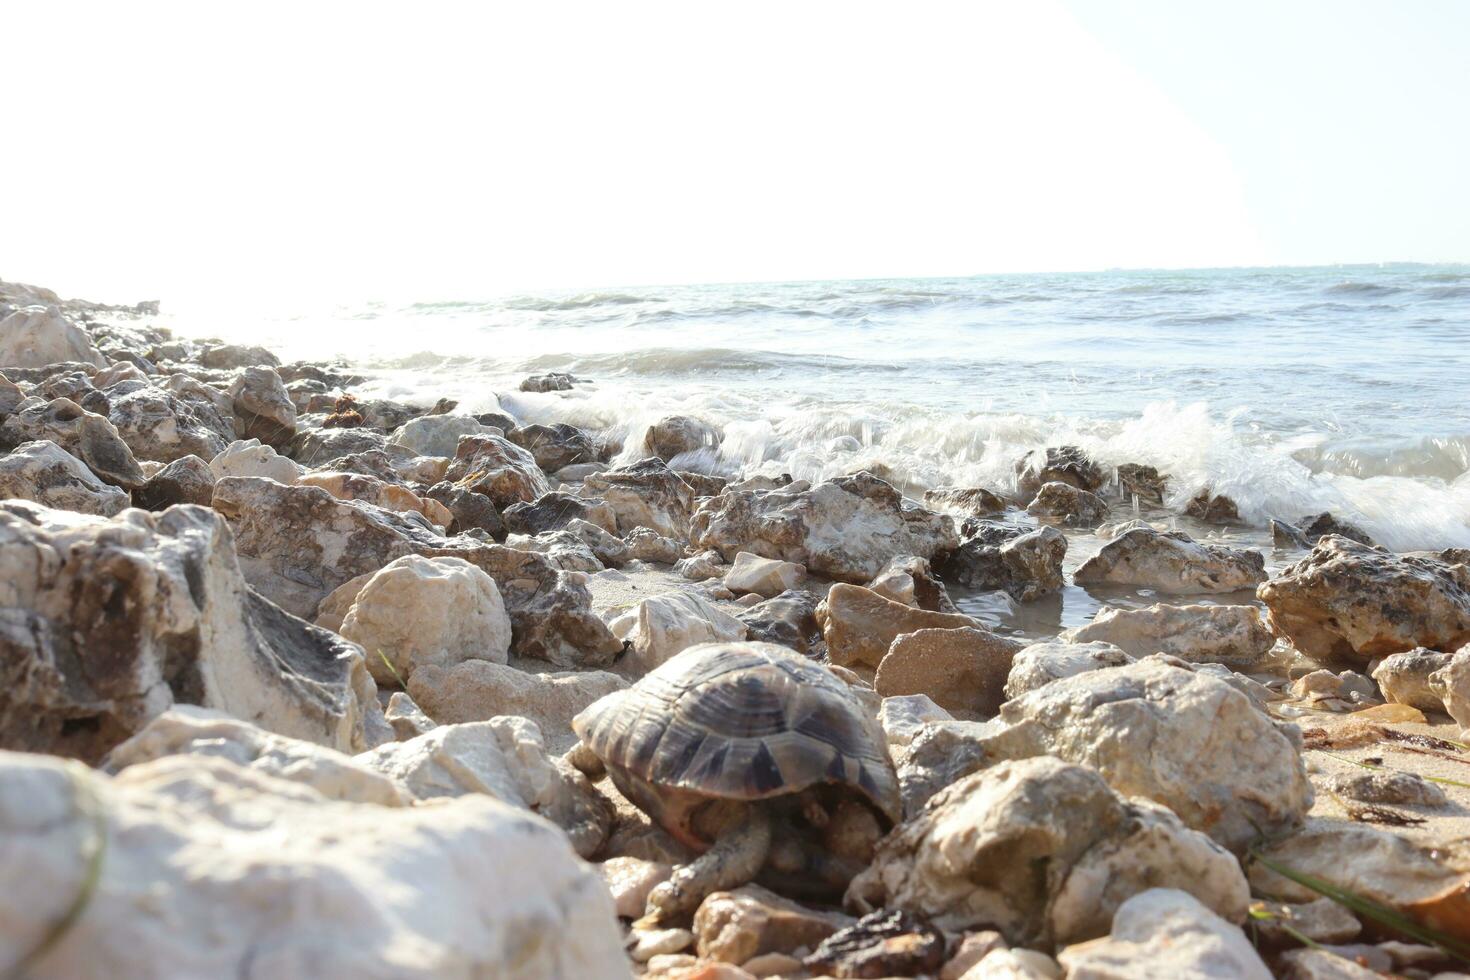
[510, 346, 908, 377]
[1325, 280, 1404, 296]
[502, 292, 657, 312]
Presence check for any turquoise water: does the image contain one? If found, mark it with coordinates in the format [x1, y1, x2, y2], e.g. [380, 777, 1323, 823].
[174, 263, 1470, 554]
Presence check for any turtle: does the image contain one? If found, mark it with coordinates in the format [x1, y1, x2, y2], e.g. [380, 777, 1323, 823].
[571, 641, 901, 924]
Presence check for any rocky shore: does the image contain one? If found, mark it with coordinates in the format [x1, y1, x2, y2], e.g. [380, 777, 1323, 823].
[2, 279, 1469, 979]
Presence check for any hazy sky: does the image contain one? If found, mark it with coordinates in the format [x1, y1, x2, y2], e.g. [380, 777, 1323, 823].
[5, 1, 1467, 305]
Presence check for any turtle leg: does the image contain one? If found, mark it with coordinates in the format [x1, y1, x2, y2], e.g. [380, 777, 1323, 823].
[642, 807, 772, 924]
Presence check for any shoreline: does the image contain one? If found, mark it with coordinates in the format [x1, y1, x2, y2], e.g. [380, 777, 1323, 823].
[2, 278, 1469, 978]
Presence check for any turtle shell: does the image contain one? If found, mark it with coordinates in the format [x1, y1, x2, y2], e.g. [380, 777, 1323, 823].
[573, 641, 901, 830]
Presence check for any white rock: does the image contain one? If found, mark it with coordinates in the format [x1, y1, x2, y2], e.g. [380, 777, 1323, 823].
[104, 706, 411, 806]
[1063, 603, 1274, 668]
[228, 365, 296, 447]
[959, 948, 1061, 979]
[340, 555, 512, 685]
[1074, 526, 1266, 595]
[389, 413, 493, 458]
[1057, 889, 1269, 980]
[723, 551, 805, 598]
[878, 694, 954, 752]
[1003, 640, 1134, 700]
[675, 549, 726, 580]
[209, 437, 305, 483]
[0, 440, 130, 515]
[0, 500, 386, 762]
[356, 717, 611, 857]
[1430, 646, 1470, 730]
[406, 659, 627, 753]
[846, 758, 1249, 947]
[0, 305, 106, 368]
[986, 656, 1313, 852]
[615, 591, 748, 672]
[0, 750, 628, 979]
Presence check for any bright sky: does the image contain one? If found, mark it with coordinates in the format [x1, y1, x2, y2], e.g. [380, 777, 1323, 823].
[4, 1, 1467, 305]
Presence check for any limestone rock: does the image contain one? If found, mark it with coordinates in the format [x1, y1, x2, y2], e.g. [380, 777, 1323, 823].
[924, 485, 1007, 517]
[1276, 949, 1381, 979]
[384, 692, 436, 739]
[0, 397, 147, 489]
[1014, 445, 1105, 501]
[298, 470, 453, 527]
[1248, 822, 1468, 922]
[723, 551, 805, 599]
[818, 583, 985, 668]
[938, 526, 1066, 602]
[503, 490, 618, 535]
[200, 342, 280, 369]
[508, 528, 606, 573]
[1249, 898, 1361, 947]
[878, 694, 954, 752]
[1056, 889, 1269, 980]
[644, 415, 722, 462]
[1063, 603, 1274, 668]
[104, 706, 410, 806]
[105, 383, 232, 463]
[0, 305, 106, 368]
[211, 476, 619, 666]
[0, 751, 628, 979]
[388, 413, 491, 457]
[693, 885, 853, 964]
[407, 660, 627, 753]
[614, 592, 748, 673]
[1258, 536, 1470, 663]
[560, 517, 630, 567]
[133, 454, 216, 509]
[600, 856, 674, 919]
[520, 371, 576, 392]
[691, 471, 959, 583]
[1074, 526, 1266, 594]
[1025, 481, 1108, 528]
[444, 432, 550, 508]
[0, 501, 384, 762]
[675, 549, 726, 580]
[1185, 490, 1241, 524]
[288, 424, 386, 463]
[1115, 463, 1167, 504]
[985, 657, 1313, 851]
[584, 457, 697, 537]
[626, 526, 687, 564]
[357, 717, 612, 857]
[339, 555, 512, 685]
[847, 758, 1248, 947]
[423, 481, 507, 539]
[1003, 640, 1134, 700]
[1430, 647, 1470, 729]
[735, 589, 824, 655]
[1372, 648, 1453, 711]
[875, 627, 1024, 717]
[509, 422, 599, 471]
[0, 440, 129, 515]
[1325, 770, 1448, 807]
[229, 365, 297, 447]
[209, 437, 304, 483]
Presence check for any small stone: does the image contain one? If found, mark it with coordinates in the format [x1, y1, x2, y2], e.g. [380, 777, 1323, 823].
[676, 549, 727, 581]
[693, 885, 853, 964]
[941, 931, 1008, 979]
[626, 526, 686, 564]
[1064, 603, 1274, 668]
[1277, 948, 1382, 979]
[1026, 481, 1108, 528]
[229, 366, 297, 448]
[0, 439, 130, 515]
[1324, 770, 1448, 807]
[599, 856, 674, 919]
[134, 454, 216, 509]
[612, 591, 747, 673]
[878, 694, 953, 752]
[875, 627, 1024, 717]
[1249, 898, 1361, 947]
[740, 952, 803, 977]
[818, 583, 988, 668]
[1003, 640, 1134, 699]
[1056, 889, 1269, 980]
[924, 486, 1008, 517]
[644, 415, 722, 462]
[1371, 648, 1453, 711]
[210, 438, 303, 483]
[1074, 526, 1266, 595]
[383, 692, 436, 739]
[389, 413, 492, 458]
[630, 927, 696, 962]
[723, 552, 805, 599]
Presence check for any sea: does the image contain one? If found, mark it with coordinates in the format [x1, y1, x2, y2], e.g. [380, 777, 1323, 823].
[164, 263, 1470, 636]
